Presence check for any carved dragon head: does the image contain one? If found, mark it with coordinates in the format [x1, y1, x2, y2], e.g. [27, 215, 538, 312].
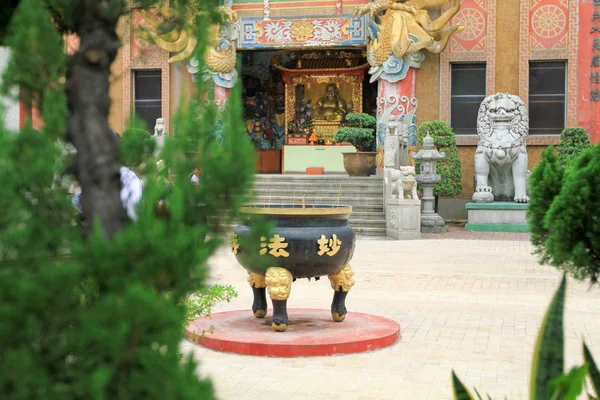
[476, 93, 529, 146]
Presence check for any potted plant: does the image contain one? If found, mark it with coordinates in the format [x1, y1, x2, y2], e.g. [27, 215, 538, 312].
[334, 113, 377, 176]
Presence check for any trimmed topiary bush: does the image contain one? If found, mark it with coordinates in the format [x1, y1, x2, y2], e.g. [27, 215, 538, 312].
[344, 113, 376, 129]
[539, 143, 600, 284]
[558, 127, 591, 167]
[334, 113, 377, 152]
[416, 120, 462, 197]
[527, 145, 565, 264]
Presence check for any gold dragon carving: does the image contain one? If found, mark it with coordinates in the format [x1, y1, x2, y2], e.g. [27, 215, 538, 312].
[140, 3, 238, 74]
[353, 0, 464, 66]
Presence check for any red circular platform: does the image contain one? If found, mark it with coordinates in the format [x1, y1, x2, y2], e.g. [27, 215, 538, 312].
[185, 308, 400, 357]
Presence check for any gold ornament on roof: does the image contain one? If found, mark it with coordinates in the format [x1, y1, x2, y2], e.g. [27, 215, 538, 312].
[353, 0, 464, 67]
[140, 4, 238, 74]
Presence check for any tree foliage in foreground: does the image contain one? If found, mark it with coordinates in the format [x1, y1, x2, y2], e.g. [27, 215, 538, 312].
[0, 0, 257, 398]
[528, 143, 600, 285]
[527, 145, 564, 264]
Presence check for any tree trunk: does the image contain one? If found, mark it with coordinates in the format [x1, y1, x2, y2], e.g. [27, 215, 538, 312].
[66, 0, 126, 239]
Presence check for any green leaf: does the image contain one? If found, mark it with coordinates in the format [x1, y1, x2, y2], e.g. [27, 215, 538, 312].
[334, 126, 375, 152]
[527, 145, 565, 263]
[584, 342, 600, 398]
[452, 371, 476, 400]
[548, 365, 588, 400]
[416, 120, 462, 197]
[531, 274, 567, 400]
[557, 127, 591, 167]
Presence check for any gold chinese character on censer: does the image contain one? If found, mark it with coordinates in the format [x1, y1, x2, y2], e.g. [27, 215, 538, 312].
[260, 235, 290, 257]
[317, 234, 341, 257]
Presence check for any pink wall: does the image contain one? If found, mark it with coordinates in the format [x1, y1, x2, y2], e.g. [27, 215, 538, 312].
[577, 0, 600, 143]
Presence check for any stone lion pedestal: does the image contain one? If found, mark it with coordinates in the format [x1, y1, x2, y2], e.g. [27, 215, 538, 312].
[386, 198, 421, 240]
[465, 93, 529, 232]
[465, 202, 528, 232]
[384, 166, 421, 240]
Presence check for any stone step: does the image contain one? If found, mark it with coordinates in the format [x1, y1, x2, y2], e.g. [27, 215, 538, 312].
[348, 219, 386, 229]
[254, 174, 382, 181]
[248, 188, 383, 198]
[247, 195, 383, 204]
[249, 174, 386, 237]
[349, 211, 387, 221]
[351, 226, 387, 237]
[251, 182, 383, 195]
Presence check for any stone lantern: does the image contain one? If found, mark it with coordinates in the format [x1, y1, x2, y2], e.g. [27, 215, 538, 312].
[412, 134, 447, 233]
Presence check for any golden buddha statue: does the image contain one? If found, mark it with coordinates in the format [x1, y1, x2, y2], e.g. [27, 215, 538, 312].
[314, 84, 347, 122]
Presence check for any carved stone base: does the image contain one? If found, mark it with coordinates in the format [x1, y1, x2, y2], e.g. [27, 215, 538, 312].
[472, 190, 494, 203]
[465, 202, 528, 232]
[421, 214, 448, 233]
[385, 198, 421, 240]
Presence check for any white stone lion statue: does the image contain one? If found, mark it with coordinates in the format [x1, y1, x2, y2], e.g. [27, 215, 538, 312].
[154, 118, 167, 137]
[472, 93, 529, 203]
[385, 166, 418, 200]
[153, 118, 167, 149]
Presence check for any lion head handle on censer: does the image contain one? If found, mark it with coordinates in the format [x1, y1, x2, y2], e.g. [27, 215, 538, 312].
[139, 3, 239, 88]
[314, 84, 348, 122]
[353, 0, 464, 82]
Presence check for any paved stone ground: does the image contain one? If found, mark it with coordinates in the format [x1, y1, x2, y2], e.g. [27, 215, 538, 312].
[181, 234, 600, 400]
[423, 226, 531, 242]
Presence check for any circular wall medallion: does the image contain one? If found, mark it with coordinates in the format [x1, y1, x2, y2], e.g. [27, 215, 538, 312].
[531, 5, 566, 39]
[453, 8, 486, 41]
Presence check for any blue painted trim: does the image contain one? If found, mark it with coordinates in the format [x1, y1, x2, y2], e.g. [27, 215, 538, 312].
[465, 202, 528, 210]
[237, 14, 367, 49]
[465, 223, 530, 233]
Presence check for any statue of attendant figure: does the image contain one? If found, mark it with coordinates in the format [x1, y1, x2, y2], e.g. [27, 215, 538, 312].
[314, 84, 347, 122]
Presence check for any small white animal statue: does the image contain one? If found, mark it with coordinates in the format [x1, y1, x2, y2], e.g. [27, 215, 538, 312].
[472, 93, 529, 203]
[384, 166, 418, 200]
[153, 118, 167, 149]
[154, 118, 167, 137]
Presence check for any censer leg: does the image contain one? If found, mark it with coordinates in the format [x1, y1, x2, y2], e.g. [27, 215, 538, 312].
[327, 264, 355, 322]
[247, 272, 267, 318]
[265, 267, 293, 332]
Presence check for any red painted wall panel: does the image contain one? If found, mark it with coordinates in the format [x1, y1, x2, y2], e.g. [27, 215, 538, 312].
[577, 0, 600, 143]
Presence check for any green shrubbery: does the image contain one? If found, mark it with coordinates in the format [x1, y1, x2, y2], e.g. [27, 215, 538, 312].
[558, 127, 591, 167]
[120, 128, 157, 167]
[334, 112, 377, 152]
[528, 143, 600, 284]
[416, 120, 462, 197]
[0, 0, 254, 398]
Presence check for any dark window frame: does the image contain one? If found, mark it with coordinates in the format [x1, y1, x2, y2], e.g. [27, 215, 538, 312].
[133, 69, 162, 132]
[450, 63, 487, 135]
[528, 61, 566, 135]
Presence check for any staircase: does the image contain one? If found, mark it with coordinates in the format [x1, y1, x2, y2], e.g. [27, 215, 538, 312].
[249, 174, 386, 238]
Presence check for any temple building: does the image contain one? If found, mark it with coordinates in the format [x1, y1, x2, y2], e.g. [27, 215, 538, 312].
[13, 0, 600, 204]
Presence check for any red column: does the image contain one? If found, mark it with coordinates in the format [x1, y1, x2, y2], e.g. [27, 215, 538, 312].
[577, 0, 600, 143]
[375, 67, 418, 172]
